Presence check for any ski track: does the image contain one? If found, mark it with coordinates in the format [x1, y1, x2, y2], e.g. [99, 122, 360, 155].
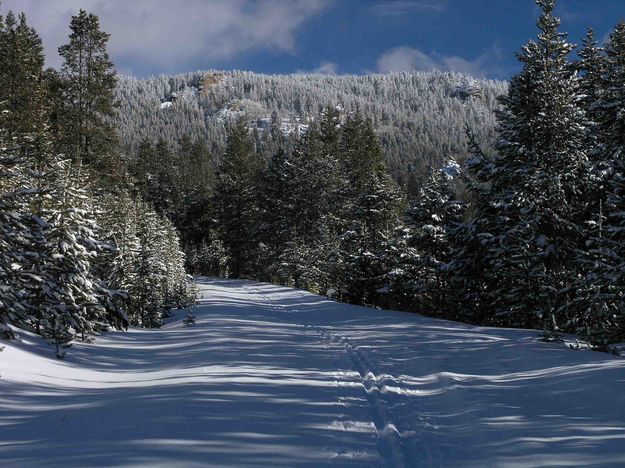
[250, 285, 458, 468]
[248, 285, 409, 467]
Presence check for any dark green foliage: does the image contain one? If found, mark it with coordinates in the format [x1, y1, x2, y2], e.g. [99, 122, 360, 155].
[574, 21, 625, 346]
[55, 9, 118, 170]
[0, 11, 47, 148]
[213, 119, 261, 279]
[404, 161, 464, 315]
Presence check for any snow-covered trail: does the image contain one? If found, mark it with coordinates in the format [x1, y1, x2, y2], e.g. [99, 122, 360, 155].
[2, 278, 625, 467]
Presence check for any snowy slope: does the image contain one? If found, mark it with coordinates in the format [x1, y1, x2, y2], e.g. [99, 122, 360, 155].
[1, 278, 625, 467]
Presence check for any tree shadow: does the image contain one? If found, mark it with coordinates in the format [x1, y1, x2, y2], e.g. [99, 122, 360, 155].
[2, 276, 625, 466]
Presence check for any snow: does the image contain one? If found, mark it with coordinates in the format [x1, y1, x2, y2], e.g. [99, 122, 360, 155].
[2, 277, 625, 466]
[442, 159, 461, 179]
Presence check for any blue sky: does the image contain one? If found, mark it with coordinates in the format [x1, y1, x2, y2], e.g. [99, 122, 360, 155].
[3, 0, 624, 80]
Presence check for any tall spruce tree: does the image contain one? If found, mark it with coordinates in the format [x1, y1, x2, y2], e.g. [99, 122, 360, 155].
[214, 119, 260, 279]
[455, 0, 589, 329]
[270, 113, 343, 292]
[0, 11, 46, 334]
[129, 201, 167, 327]
[56, 9, 117, 168]
[336, 113, 404, 305]
[0, 11, 48, 148]
[583, 21, 625, 344]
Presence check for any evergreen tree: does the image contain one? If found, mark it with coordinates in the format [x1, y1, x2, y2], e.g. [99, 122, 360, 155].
[0, 11, 48, 148]
[129, 201, 167, 327]
[336, 113, 405, 305]
[175, 136, 215, 247]
[455, 0, 590, 329]
[56, 9, 117, 168]
[94, 189, 139, 325]
[257, 148, 291, 281]
[183, 310, 196, 327]
[580, 21, 625, 344]
[25, 159, 112, 341]
[0, 128, 33, 334]
[338, 173, 404, 305]
[214, 119, 260, 278]
[405, 160, 464, 315]
[161, 218, 190, 310]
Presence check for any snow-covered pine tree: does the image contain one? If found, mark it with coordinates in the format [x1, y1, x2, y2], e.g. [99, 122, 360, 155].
[0, 127, 33, 336]
[578, 28, 606, 142]
[193, 237, 228, 277]
[161, 217, 191, 310]
[29, 159, 110, 342]
[273, 236, 332, 293]
[0, 11, 48, 147]
[581, 21, 625, 344]
[128, 200, 167, 327]
[270, 116, 343, 291]
[405, 159, 464, 315]
[337, 173, 404, 305]
[457, 0, 590, 329]
[92, 189, 138, 327]
[256, 148, 291, 282]
[375, 223, 421, 311]
[0, 16, 33, 327]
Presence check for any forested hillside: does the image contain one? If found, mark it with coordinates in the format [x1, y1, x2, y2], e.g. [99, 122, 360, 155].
[116, 70, 507, 186]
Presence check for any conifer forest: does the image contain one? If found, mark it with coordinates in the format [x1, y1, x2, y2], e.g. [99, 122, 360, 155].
[2, 1, 625, 466]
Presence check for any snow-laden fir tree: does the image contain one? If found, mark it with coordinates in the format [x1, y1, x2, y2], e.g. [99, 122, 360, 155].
[580, 21, 625, 344]
[455, 0, 590, 329]
[256, 148, 291, 281]
[273, 236, 334, 293]
[94, 189, 139, 325]
[0, 127, 33, 337]
[127, 200, 167, 327]
[337, 175, 404, 305]
[404, 159, 464, 315]
[25, 159, 112, 342]
[160, 217, 191, 310]
[269, 114, 343, 291]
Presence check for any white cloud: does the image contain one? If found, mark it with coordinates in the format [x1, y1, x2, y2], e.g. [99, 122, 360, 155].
[370, 1, 447, 17]
[296, 61, 339, 75]
[376, 44, 504, 78]
[1, 0, 331, 75]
